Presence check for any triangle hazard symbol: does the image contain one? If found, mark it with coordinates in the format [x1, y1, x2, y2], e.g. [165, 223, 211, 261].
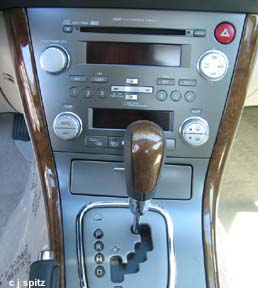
[221, 28, 231, 38]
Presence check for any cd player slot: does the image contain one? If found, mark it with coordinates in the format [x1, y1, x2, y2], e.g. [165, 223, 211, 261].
[79, 26, 186, 36]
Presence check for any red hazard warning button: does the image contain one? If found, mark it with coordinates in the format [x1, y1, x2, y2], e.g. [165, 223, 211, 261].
[215, 22, 235, 44]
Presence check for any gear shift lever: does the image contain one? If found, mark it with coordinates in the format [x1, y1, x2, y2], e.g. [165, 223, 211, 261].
[124, 120, 165, 234]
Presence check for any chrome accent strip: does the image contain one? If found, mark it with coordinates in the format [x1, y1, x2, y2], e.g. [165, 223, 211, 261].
[76, 201, 176, 288]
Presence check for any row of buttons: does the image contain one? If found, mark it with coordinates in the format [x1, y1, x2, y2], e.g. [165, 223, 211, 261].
[70, 75, 197, 87]
[71, 86, 196, 102]
[86, 136, 176, 151]
[86, 136, 124, 149]
[157, 79, 197, 86]
[156, 90, 196, 102]
[69, 75, 108, 83]
[93, 229, 105, 278]
[70, 87, 108, 98]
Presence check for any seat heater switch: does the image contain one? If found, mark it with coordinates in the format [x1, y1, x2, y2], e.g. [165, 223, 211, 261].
[53, 112, 82, 141]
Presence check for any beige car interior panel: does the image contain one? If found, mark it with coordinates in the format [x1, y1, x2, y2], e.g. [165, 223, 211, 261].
[0, 11, 23, 113]
[245, 45, 258, 106]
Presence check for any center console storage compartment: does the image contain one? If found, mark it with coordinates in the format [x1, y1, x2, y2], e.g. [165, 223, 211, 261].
[70, 160, 192, 199]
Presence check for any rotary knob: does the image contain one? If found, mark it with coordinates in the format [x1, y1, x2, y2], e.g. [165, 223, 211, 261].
[40, 46, 70, 74]
[53, 112, 82, 141]
[197, 50, 228, 81]
[180, 117, 209, 147]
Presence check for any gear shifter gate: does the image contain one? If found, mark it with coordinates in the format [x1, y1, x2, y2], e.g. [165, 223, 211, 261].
[110, 224, 153, 283]
[79, 204, 171, 288]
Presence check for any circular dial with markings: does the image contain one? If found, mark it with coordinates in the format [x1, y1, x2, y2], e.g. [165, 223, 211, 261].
[197, 50, 228, 81]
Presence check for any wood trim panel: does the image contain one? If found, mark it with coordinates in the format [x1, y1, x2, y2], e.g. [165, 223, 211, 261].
[203, 14, 258, 288]
[4, 7, 258, 288]
[5, 8, 65, 287]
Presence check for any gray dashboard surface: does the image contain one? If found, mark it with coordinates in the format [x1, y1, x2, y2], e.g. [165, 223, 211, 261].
[1, 0, 258, 13]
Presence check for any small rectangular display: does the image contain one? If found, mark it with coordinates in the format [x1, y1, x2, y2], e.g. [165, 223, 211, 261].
[92, 108, 172, 131]
[86, 42, 181, 67]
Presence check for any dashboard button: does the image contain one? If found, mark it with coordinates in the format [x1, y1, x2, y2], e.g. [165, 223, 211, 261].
[86, 136, 108, 148]
[156, 90, 168, 101]
[170, 90, 182, 102]
[82, 87, 94, 98]
[125, 94, 138, 101]
[215, 22, 235, 44]
[109, 137, 124, 149]
[157, 78, 175, 85]
[178, 79, 197, 86]
[185, 91, 197, 102]
[69, 87, 80, 97]
[166, 139, 176, 151]
[90, 76, 108, 83]
[126, 78, 139, 85]
[97, 88, 108, 98]
[63, 25, 73, 33]
[193, 29, 206, 37]
[69, 75, 86, 82]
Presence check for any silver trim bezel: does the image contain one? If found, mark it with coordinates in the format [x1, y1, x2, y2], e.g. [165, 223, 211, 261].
[76, 201, 176, 288]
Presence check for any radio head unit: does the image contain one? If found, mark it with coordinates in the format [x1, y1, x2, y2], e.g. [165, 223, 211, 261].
[27, 8, 245, 158]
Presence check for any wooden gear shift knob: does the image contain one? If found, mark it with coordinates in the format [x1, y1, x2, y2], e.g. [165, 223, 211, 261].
[124, 120, 165, 201]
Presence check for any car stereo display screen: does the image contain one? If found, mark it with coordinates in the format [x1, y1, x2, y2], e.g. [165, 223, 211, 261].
[86, 42, 181, 67]
[92, 108, 173, 131]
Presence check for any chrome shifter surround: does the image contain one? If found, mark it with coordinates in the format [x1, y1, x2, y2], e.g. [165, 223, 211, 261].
[76, 201, 176, 288]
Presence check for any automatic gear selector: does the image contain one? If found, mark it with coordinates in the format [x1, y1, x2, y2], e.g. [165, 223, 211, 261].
[124, 120, 165, 234]
[77, 121, 175, 288]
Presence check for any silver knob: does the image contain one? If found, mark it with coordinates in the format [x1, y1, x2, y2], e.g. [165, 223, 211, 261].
[53, 112, 82, 141]
[197, 50, 228, 81]
[180, 117, 209, 147]
[40, 46, 70, 74]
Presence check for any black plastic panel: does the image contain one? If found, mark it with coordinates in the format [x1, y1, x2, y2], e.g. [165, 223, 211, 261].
[70, 160, 192, 199]
[1, 0, 258, 13]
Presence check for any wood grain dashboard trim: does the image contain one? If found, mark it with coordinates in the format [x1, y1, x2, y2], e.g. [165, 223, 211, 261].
[4, 7, 258, 288]
[5, 8, 65, 287]
[203, 14, 258, 288]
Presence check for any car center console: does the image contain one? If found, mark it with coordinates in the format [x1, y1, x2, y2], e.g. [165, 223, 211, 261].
[27, 8, 245, 288]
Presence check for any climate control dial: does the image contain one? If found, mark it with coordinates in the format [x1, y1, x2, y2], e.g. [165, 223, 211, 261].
[53, 112, 82, 141]
[180, 117, 209, 147]
[197, 50, 228, 81]
[40, 46, 70, 74]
